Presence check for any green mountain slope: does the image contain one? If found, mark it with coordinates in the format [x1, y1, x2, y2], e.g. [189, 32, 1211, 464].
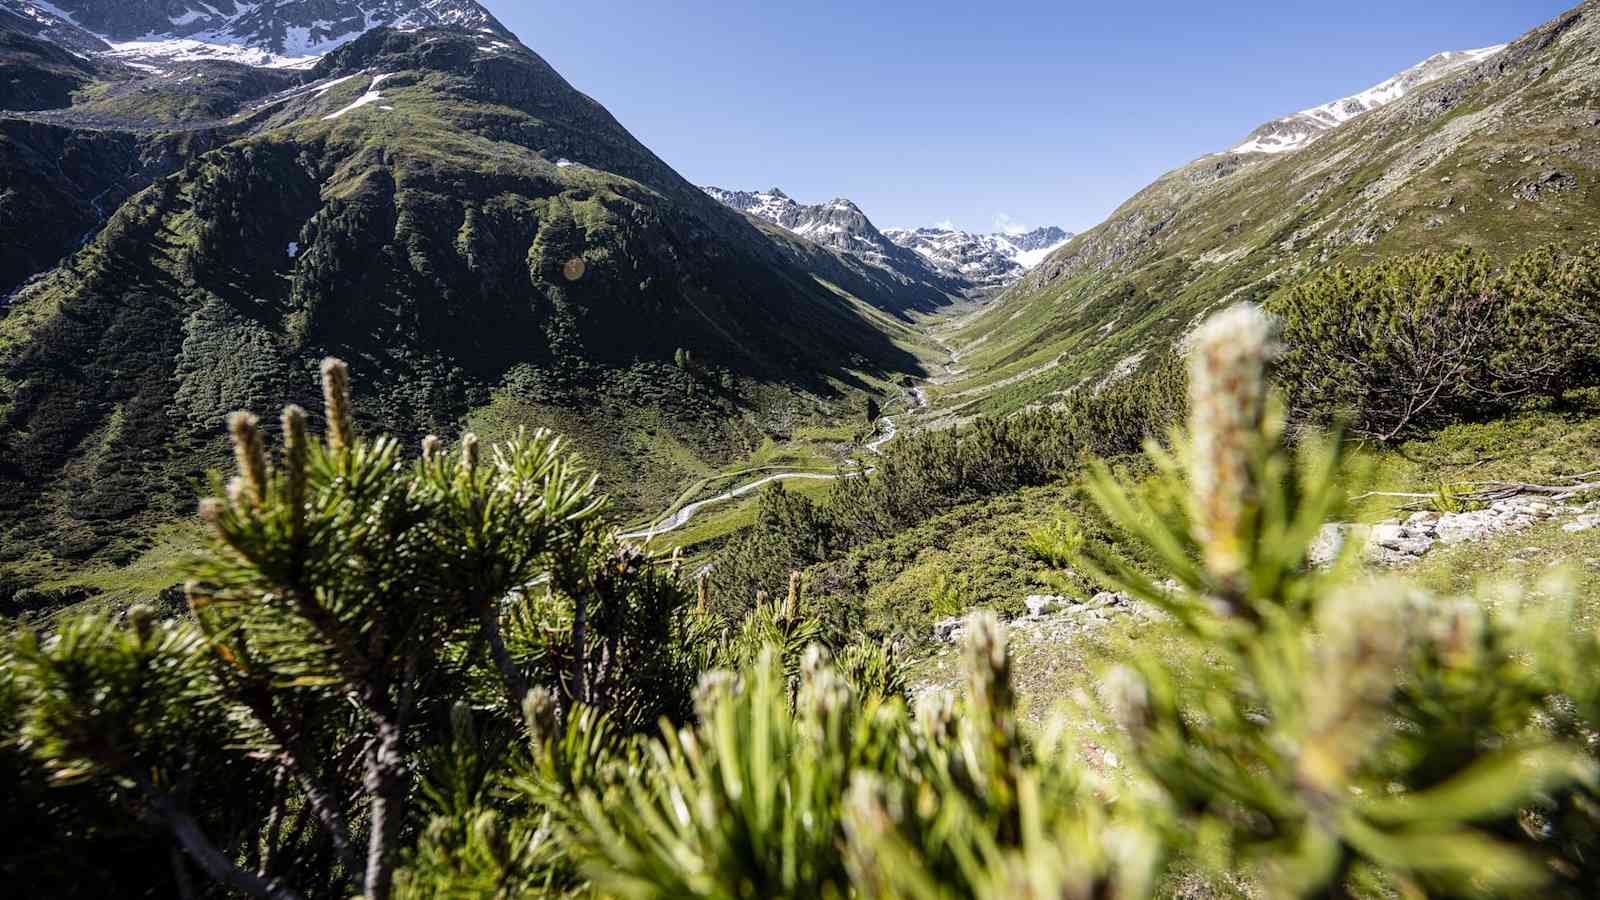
[0, 28, 935, 605]
[943, 1, 1599, 418]
[0, 19, 98, 111]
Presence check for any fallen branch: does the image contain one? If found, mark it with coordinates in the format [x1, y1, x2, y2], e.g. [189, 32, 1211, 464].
[1350, 479, 1600, 508]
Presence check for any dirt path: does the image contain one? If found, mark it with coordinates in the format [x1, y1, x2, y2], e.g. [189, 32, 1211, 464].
[620, 343, 951, 542]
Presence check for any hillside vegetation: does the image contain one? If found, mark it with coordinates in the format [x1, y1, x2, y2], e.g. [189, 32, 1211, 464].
[0, 28, 946, 611]
[939, 2, 1600, 420]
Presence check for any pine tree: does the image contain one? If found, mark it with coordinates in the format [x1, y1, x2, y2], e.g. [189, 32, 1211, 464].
[8, 359, 702, 900]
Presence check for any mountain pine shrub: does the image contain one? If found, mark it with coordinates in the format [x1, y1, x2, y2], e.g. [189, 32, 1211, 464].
[6, 359, 713, 899]
[1270, 243, 1600, 440]
[1077, 303, 1600, 897]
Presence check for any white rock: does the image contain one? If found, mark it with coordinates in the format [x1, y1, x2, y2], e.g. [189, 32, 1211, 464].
[1369, 523, 1408, 547]
[1309, 523, 1351, 567]
[1025, 595, 1066, 618]
[1564, 516, 1600, 534]
[1405, 511, 1442, 530]
[1437, 511, 1495, 545]
[1367, 523, 1434, 558]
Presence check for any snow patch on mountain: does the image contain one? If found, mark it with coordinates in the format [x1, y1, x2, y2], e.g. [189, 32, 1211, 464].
[323, 73, 395, 120]
[702, 186, 1070, 292]
[1231, 45, 1506, 155]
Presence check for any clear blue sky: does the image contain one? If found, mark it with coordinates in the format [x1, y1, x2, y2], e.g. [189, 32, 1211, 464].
[483, 1, 1572, 235]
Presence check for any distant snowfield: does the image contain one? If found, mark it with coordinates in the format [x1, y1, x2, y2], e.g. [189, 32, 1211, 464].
[323, 73, 395, 120]
[103, 38, 327, 71]
[884, 224, 1073, 283]
[1012, 240, 1071, 268]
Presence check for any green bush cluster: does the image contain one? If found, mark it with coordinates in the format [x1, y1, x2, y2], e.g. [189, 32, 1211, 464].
[1270, 243, 1600, 440]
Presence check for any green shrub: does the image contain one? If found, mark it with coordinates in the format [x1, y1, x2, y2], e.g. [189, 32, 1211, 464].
[1270, 243, 1600, 440]
[1079, 304, 1600, 897]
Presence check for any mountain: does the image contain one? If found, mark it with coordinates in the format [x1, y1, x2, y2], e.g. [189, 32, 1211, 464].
[943, 2, 1598, 419]
[1230, 45, 1506, 155]
[701, 186, 1071, 294]
[0, 7, 930, 606]
[0, 0, 514, 69]
[702, 186, 967, 299]
[1001, 225, 1073, 255]
[884, 225, 1073, 290]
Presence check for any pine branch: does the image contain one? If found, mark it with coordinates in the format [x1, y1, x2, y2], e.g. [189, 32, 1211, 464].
[136, 775, 303, 900]
[478, 594, 529, 707]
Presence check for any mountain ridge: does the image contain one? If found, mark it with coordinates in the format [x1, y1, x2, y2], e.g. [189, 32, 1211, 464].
[885, 224, 1073, 290]
[701, 185, 970, 299]
[704, 185, 1069, 292]
[1230, 44, 1508, 155]
[0, 0, 515, 68]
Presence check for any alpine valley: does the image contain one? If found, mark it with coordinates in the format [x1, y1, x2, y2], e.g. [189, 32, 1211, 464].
[5, 3, 1600, 899]
[1, 0, 1595, 611]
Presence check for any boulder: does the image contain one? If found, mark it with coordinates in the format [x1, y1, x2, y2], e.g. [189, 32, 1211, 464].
[1309, 524, 1349, 567]
[933, 615, 971, 643]
[1405, 511, 1442, 530]
[1436, 510, 1496, 545]
[1366, 523, 1435, 563]
[1369, 522, 1407, 546]
[1564, 515, 1600, 534]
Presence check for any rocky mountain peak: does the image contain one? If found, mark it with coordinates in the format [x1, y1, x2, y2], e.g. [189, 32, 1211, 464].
[884, 224, 1074, 290]
[0, 0, 513, 69]
[703, 184, 891, 255]
[999, 226, 1071, 254]
[703, 185, 1072, 293]
[702, 185, 975, 297]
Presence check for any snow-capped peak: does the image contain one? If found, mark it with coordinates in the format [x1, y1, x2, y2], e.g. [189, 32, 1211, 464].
[883, 225, 1073, 290]
[1230, 45, 1505, 155]
[2, 0, 514, 70]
